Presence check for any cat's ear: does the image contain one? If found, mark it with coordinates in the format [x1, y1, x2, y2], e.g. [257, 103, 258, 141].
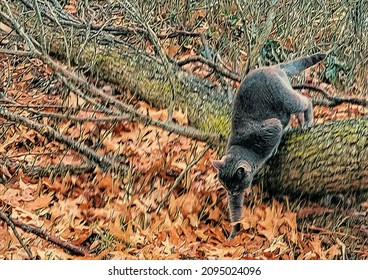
[237, 160, 252, 173]
[213, 159, 224, 170]
[213, 155, 229, 170]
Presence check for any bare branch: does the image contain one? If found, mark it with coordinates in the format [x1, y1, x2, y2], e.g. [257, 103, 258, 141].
[294, 84, 368, 107]
[0, 211, 34, 259]
[176, 55, 241, 82]
[0, 212, 89, 256]
[37, 52, 221, 145]
[0, 94, 130, 123]
[0, 106, 122, 172]
[0, 158, 94, 178]
[234, 0, 253, 76]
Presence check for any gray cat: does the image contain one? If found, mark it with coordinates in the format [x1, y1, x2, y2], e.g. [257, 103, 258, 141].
[213, 53, 326, 240]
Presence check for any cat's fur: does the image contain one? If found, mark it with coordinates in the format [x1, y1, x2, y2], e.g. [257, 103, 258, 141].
[213, 53, 326, 239]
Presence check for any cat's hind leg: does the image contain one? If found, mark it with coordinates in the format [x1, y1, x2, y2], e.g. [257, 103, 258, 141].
[283, 90, 314, 127]
[274, 70, 314, 127]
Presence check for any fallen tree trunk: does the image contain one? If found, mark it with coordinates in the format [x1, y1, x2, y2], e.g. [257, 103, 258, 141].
[5, 0, 232, 137]
[2, 1, 368, 197]
[258, 117, 368, 197]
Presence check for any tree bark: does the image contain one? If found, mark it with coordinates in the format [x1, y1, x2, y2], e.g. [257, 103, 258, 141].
[258, 118, 368, 197]
[3, 1, 367, 197]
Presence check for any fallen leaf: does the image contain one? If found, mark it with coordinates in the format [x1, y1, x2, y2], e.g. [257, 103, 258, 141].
[25, 192, 54, 211]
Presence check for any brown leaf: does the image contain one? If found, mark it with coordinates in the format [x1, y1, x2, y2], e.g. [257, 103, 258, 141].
[173, 108, 188, 125]
[325, 244, 341, 260]
[258, 206, 275, 230]
[258, 228, 275, 242]
[0, 22, 13, 33]
[64, 5, 77, 14]
[208, 206, 222, 221]
[194, 228, 209, 241]
[168, 44, 180, 57]
[168, 226, 181, 246]
[309, 235, 324, 259]
[264, 235, 288, 254]
[25, 192, 54, 211]
[180, 225, 197, 243]
[42, 178, 64, 192]
[109, 218, 131, 241]
[22, 72, 34, 82]
[1, 165, 12, 178]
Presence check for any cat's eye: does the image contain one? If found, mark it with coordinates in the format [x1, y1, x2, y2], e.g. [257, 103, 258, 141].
[235, 167, 245, 179]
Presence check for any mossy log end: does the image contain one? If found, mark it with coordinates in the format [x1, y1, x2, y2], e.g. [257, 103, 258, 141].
[6, 1, 367, 197]
[259, 118, 368, 196]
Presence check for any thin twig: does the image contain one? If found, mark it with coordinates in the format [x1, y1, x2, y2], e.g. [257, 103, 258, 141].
[0, 3, 127, 172]
[1, 95, 130, 123]
[19, 0, 201, 39]
[0, 8, 220, 145]
[176, 55, 241, 82]
[234, 0, 252, 77]
[0, 212, 89, 256]
[44, 0, 71, 65]
[0, 14, 220, 146]
[30, 110, 131, 123]
[32, 0, 46, 51]
[156, 145, 210, 214]
[38, 52, 221, 145]
[0, 106, 120, 172]
[0, 48, 33, 56]
[57, 74, 118, 115]
[0, 211, 34, 259]
[0, 158, 94, 178]
[0, 102, 113, 114]
[0, 5, 37, 51]
[294, 84, 368, 107]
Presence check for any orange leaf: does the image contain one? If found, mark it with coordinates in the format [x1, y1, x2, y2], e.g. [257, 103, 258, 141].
[109, 218, 130, 241]
[168, 227, 181, 246]
[325, 244, 341, 260]
[258, 228, 275, 242]
[309, 235, 324, 259]
[25, 192, 54, 211]
[22, 72, 34, 82]
[173, 108, 188, 125]
[208, 207, 222, 221]
[168, 44, 180, 57]
[64, 5, 77, 14]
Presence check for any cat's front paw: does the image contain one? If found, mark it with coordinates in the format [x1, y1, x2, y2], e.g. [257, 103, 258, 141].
[227, 224, 241, 240]
[227, 230, 238, 241]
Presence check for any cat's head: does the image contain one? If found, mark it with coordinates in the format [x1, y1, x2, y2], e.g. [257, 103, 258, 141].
[213, 154, 253, 196]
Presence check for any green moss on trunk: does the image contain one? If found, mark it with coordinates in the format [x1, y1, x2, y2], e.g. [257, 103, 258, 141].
[259, 118, 368, 196]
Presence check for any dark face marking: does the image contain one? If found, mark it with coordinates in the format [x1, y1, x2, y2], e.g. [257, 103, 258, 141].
[214, 156, 253, 196]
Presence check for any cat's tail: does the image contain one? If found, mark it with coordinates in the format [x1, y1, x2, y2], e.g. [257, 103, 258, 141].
[280, 53, 326, 77]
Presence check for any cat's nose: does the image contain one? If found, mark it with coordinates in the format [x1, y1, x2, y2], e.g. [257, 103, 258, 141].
[228, 190, 239, 196]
